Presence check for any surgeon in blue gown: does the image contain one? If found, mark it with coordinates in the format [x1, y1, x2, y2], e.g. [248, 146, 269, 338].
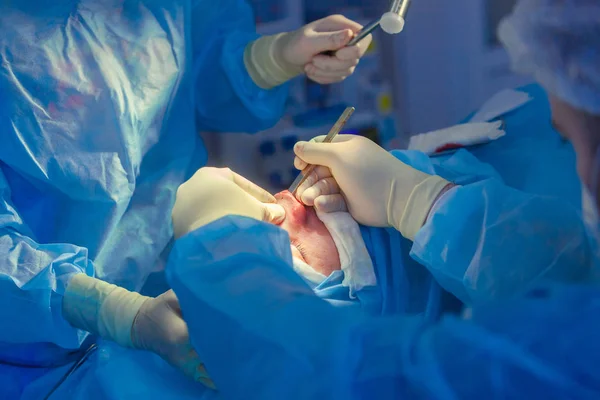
[162, 0, 600, 398]
[0, 1, 373, 398]
[467, 83, 581, 209]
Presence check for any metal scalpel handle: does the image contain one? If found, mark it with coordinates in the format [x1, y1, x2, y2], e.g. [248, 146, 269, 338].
[288, 106, 355, 195]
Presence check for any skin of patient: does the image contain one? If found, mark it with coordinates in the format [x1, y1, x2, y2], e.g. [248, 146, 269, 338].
[275, 191, 341, 276]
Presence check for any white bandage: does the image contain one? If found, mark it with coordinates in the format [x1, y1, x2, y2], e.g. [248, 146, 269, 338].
[315, 210, 377, 297]
[292, 255, 328, 286]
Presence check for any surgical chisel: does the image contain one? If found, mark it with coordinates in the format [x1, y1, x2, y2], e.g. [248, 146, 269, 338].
[288, 106, 355, 195]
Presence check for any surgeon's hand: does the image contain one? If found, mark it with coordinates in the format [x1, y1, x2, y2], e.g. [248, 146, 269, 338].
[293, 135, 452, 240]
[293, 165, 348, 213]
[131, 290, 215, 389]
[172, 167, 285, 239]
[282, 15, 372, 84]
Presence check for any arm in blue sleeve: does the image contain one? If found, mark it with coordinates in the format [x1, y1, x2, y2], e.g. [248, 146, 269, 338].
[167, 217, 598, 399]
[389, 149, 590, 305]
[0, 167, 93, 350]
[411, 180, 591, 305]
[190, 0, 289, 133]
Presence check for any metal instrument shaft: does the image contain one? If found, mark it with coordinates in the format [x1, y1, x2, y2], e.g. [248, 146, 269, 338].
[288, 106, 355, 195]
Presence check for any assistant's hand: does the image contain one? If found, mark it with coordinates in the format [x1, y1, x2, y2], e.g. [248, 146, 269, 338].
[293, 135, 452, 240]
[172, 167, 285, 239]
[131, 290, 215, 388]
[63, 276, 215, 387]
[245, 15, 371, 89]
[282, 14, 372, 84]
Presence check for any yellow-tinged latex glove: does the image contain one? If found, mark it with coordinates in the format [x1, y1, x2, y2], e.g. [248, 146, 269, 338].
[172, 167, 285, 239]
[131, 290, 215, 388]
[244, 14, 372, 88]
[293, 135, 452, 240]
[62, 275, 214, 388]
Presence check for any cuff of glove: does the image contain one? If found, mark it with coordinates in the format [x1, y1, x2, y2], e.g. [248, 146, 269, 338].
[63, 274, 150, 348]
[244, 33, 304, 90]
[397, 175, 451, 241]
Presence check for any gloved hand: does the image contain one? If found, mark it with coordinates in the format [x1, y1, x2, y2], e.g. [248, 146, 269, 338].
[172, 167, 285, 239]
[293, 164, 348, 214]
[131, 290, 215, 388]
[245, 15, 371, 88]
[293, 135, 452, 240]
[62, 275, 215, 388]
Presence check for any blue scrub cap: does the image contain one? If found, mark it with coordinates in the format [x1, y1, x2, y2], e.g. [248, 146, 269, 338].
[498, 0, 600, 115]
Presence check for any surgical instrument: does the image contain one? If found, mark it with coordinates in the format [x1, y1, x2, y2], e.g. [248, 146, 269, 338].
[381, 0, 412, 35]
[324, 0, 411, 57]
[346, 19, 382, 47]
[288, 106, 355, 195]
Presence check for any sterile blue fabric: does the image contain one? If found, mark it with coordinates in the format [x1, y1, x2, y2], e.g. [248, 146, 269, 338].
[462, 84, 581, 208]
[377, 144, 589, 306]
[19, 341, 219, 400]
[413, 178, 590, 304]
[166, 218, 600, 399]
[0, 0, 287, 394]
[400, 149, 589, 305]
[9, 217, 405, 399]
[405, 85, 590, 305]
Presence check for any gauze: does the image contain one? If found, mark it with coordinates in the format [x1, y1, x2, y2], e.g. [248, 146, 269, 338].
[291, 255, 329, 287]
[316, 210, 377, 297]
[408, 121, 506, 156]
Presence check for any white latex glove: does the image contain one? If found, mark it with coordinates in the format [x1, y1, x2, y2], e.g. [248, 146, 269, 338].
[131, 290, 215, 388]
[293, 135, 452, 240]
[293, 164, 348, 214]
[172, 167, 285, 239]
[62, 275, 215, 388]
[245, 14, 372, 88]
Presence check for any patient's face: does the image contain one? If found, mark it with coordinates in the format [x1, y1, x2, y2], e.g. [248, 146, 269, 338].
[274, 191, 340, 276]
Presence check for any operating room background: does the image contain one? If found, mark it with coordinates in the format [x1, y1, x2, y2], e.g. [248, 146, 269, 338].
[200, 0, 529, 193]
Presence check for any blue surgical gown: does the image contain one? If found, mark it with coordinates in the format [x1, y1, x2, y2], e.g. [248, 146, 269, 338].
[0, 0, 287, 376]
[401, 149, 590, 305]
[165, 218, 600, 399]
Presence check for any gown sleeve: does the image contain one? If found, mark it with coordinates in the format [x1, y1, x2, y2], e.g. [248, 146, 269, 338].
[411, 169, 590, 305]
[0, 166, 93, 351]
[391, 149, 591, 305]
[190, 0, 290, 133]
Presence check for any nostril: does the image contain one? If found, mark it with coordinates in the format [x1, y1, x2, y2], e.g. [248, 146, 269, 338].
[275, 191, 308, 223]
[275, 190, 300, 205]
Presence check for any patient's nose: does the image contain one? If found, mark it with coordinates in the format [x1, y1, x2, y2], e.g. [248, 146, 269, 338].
[274, 191, 307, 226]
